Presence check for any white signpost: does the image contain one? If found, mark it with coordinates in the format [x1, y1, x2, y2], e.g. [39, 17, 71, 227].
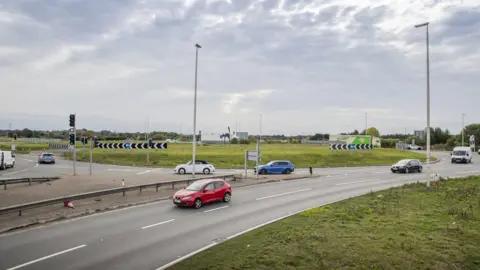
[244, 150, 261, 178]
[11, 144, 15, 151]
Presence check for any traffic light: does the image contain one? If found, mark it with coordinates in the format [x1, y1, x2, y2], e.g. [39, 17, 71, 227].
[69, 133, 75, 145]
[69, 114, 75, 127]
[148, 138, 153, 147]
[93, 136, 98, 147]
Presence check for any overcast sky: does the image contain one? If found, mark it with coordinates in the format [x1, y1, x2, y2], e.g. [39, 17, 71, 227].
[0, 0, 479, 136]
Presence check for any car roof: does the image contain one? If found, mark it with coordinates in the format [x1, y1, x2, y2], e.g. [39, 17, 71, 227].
[270, 160, 291, 163]
[193, 178, 225, 184]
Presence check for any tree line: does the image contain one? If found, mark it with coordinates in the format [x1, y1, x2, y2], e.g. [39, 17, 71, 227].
[2, 124, 480, 150]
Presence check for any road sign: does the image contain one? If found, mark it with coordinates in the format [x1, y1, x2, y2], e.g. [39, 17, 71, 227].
[247, 151, 259, 161]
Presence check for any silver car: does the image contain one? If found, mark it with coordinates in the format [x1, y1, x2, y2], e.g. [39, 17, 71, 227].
[38, 153, 56, 164]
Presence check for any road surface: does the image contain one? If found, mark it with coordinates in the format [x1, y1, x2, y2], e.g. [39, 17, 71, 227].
[2, 152, 479, 270]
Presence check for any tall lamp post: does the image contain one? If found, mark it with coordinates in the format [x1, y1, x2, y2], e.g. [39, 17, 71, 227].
[192, 43, 202, 178]
[365, 112, 368, 135]
[462, 113, 465, 146]
[415, 22, 431, 172]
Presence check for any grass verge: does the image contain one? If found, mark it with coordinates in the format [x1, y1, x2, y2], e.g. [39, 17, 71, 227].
[170, 176, 480, 270]
[63, 144, 434, 168]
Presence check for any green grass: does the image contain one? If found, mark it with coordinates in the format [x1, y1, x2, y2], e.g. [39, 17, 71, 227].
[62, 144, 434, 168]
[170, 176, 480, 270]
[0, 142, 50, 153]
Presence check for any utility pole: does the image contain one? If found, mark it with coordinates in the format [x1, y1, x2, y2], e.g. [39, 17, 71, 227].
[192, 43, 201, 178]
[365, 112, 368, 135]
[462, 113, 465, 146]
[415, 21, 431, 190]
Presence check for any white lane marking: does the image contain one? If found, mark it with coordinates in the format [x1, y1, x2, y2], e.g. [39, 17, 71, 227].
[455, 170, 480, 174]
[136, 168, 161, 175]
[1, 169, 28, 176]
[141, 219, 175, 229]
[6, 244, 87, 270]
[22, 159, 35, 162]
[155, 196, 355, 270]
[204, 206, 229, 213]
[255, 188, 312, 201]
[34, 163, 39, 168]
[107, 168, 133, 172]
[335, 179, 381, 186]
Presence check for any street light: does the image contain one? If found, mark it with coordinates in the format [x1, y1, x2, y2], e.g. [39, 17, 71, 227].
[414, 22, 431, 171]
[462, 113, 466, 146]
[365, 112, 367, 135]
[192, 43, 202, 178]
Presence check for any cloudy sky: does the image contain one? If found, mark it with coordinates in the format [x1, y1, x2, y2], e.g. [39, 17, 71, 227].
[0, 0, 479, 136]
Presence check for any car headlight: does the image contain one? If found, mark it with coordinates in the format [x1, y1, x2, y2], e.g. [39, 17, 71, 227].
[182, 196, 192, 200]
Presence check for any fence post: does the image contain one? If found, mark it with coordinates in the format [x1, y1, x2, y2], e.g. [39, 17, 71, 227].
[139, 188, 142, 195]
[122, 189, 126, 196]
[156, 184, 159, 192]
[29, 178, 32, 186]
[19, 210, 22, 216]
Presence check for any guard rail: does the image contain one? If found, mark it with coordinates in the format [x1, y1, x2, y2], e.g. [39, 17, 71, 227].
[0, 174, 237, 216]
[1, 177, 60, 190]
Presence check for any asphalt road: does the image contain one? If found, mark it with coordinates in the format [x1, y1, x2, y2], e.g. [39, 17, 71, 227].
[0, 154, 248, 180]
[2, 151, 480, 270]
[1, 151, 426, 180]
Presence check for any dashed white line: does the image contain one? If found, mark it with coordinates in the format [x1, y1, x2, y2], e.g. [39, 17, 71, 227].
[106, 168, 133, 172]
[141, 219, 175, 229]
[256, 188, 312, 201]
[335, 179, 381, 186]
[6, 244, 87, 270]
[1, 169, 28, 176]
[204, 206, 229, 213]
[137, 168, 161, 175]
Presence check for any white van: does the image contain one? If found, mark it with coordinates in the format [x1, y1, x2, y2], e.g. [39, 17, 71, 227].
[451, 146, 472, 164]
[0, 151, 16, 170]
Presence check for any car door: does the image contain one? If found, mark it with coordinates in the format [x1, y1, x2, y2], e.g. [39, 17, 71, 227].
[269, 162, 279, 173]
[213, 181, 225, 201]
[194, 161, 206, 173]
[202, 183, 216, 203]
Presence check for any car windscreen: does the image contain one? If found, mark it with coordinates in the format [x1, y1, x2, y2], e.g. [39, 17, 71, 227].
[186, 182, 205, 191]
[453, 150, 467, 156]
[42, 154, 54, 157]
[266, 161, 275, 166]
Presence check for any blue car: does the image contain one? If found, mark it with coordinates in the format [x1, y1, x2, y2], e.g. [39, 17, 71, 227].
[254, 160, 295, 175]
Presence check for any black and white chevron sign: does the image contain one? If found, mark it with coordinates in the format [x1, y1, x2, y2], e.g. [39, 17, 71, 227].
[48, 143, 70, 149]
[329, 144, 372, 150]
[95, 142, 168, 149]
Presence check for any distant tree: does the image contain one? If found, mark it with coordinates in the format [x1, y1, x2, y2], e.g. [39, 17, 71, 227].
[360, 127, 380, 137]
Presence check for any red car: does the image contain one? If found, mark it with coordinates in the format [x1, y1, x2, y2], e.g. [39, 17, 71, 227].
[173, 179, 232, 208]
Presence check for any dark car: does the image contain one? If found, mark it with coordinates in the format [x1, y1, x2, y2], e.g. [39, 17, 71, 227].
[391, 159, 422, 173]
[254, 160, 295, 175]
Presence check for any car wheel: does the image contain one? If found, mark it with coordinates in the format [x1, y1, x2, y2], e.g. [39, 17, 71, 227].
[418, 167, 422, 173]
[283, 169, 292, 174]
[260, 169, 267, 175]
[223, 192, 231, 202]
[178, 168, 186, 175]
[0, 163, 5, 170]
[52, 161, 55, 164]
[405, 168, 409, 173]
[451, 160, 455, 164]
[193, 198, 202, 209]
[203, 168, 210, 175]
